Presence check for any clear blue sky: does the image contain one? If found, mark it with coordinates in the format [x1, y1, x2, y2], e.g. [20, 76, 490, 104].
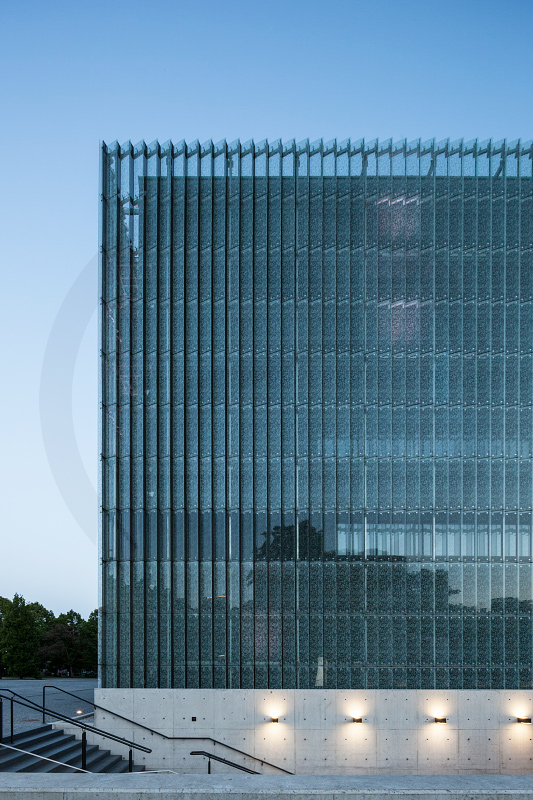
[1, 0, 532, 617]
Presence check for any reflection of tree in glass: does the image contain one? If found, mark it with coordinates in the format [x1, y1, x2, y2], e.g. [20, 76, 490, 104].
[254, 520, 336, 561]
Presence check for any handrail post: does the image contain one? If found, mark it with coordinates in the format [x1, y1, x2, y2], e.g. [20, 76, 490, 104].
[10, 697, 14, 744]
[81, 731, 87, 771]
[42, 685, 46, 724]
[208, 757, 211, 774]
[0, 697, 3, 741]
[128, 749, 133, 773]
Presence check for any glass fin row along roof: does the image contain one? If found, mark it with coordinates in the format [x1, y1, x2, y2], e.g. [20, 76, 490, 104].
[101, 138, 533, 180]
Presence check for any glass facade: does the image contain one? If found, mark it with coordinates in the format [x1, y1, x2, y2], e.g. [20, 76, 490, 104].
[100, 137, 533, 690]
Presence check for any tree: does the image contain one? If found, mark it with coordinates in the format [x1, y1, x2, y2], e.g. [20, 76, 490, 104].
[40, 610, 84, 677]
[27, 601, 55, 632]
[26, 602, 55, 673]
[0, 596, 11, 619]
[1, 594, 40, 678]
[0, 596, 12, 676]
[79, 610, 98, 674]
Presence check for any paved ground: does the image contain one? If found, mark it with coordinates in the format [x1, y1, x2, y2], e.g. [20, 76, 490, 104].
[0, 678, 97, 736]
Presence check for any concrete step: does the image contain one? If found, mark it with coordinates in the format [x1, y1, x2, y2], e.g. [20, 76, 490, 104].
[0, 730, 77, 766]
[0, 725, 144, 774]
[8, 725, 53, 742]
[0, 750, 43, 773]
[1, 725, 56, 750]
[19, 740, 86, 772]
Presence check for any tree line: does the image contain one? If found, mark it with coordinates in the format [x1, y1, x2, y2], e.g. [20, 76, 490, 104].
[0, 594, 97, 679]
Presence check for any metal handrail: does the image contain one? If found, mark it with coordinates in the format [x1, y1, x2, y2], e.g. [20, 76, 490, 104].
[1, 690, 149, 752]
[41, 684, 293, 774]
[0, 740, 92, 773]
[0, 692, 151, 773]
[138, 769, 180, 774]
[190, 750, 259, 774]
[43, 685, 98, 724]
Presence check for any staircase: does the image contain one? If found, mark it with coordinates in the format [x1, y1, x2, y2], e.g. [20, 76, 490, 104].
[0, 725, 145, 773]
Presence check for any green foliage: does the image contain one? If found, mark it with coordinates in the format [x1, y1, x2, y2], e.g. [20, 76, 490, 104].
[79, 610, 98, 673]
[0, 596, 10, 619]
[40, 608, 99, 676]
[27, 601, 55, 631]
[1, 594, 41, 678]
[0, 594, 98, 677]
[0, 596, 12, 676]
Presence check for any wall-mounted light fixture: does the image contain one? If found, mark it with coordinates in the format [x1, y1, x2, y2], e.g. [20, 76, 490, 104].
[271, 717, 278, 723]
[352, 717, 363, 723]
[434, 717, 447, 724]
[517, 717, 532, 724]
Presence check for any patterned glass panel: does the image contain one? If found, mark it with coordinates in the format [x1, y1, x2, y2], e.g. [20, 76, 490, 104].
[101, 138, 533, 690]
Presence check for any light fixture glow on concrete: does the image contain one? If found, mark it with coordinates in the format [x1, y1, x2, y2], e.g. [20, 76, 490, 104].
[352, 717, 363, 723]
[517, 717, 532, 723]
[271, 717, 278, 723]
[434, 717, 447, 723]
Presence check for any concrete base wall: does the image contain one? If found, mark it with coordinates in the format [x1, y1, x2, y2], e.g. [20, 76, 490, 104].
[93, 689, 533, 775]
[2, 774, 533, 798]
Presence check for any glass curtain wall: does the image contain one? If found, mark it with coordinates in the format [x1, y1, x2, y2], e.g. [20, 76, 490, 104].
[100, 137, 533, 689]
